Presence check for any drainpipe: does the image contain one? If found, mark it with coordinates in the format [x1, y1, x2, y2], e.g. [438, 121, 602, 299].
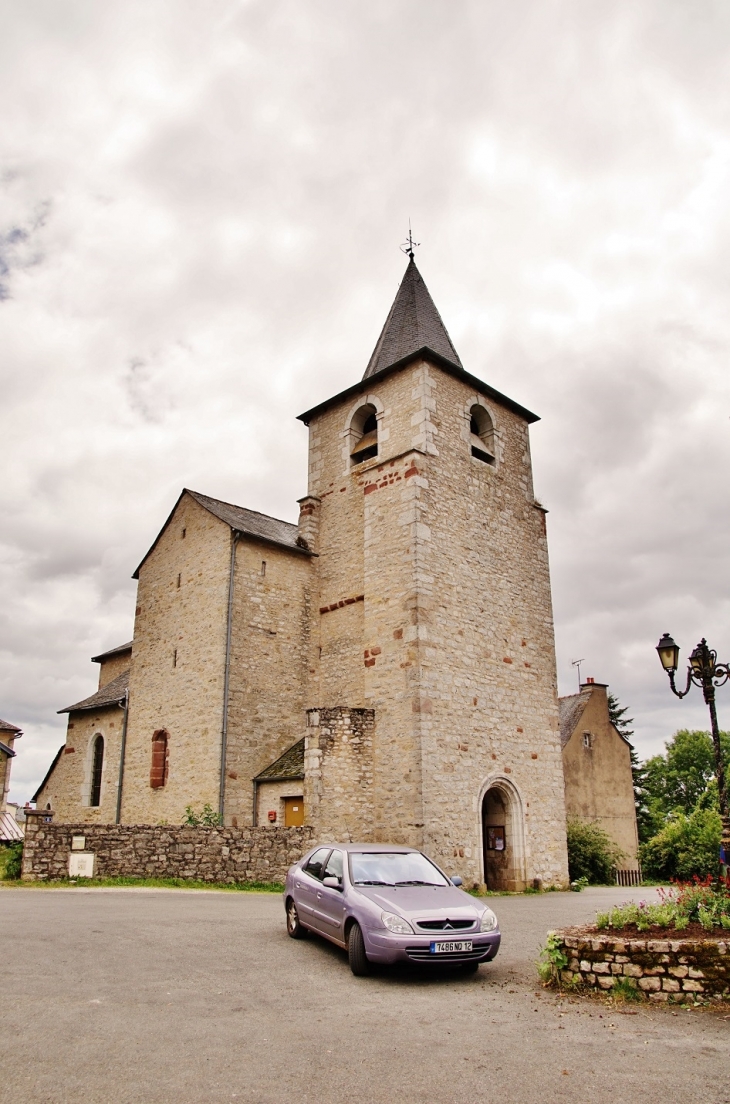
[219, 531, 239, 821]
[115, 688, 130, 824]
[252, 779, 259, 827]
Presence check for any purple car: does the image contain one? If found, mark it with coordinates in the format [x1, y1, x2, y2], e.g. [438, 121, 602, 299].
[284, 843, 501, 976]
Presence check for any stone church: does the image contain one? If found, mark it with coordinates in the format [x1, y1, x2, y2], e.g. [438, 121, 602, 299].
[34, 254, 574, 890]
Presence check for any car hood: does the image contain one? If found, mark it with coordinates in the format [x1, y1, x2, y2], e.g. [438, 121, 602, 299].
[353, 884, 488, 922]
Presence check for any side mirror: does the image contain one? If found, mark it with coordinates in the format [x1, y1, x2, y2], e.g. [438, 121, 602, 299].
[451, 875, 463, 887]
[322, 876, 342, 890]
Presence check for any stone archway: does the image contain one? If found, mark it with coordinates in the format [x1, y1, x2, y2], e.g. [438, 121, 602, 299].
[481, 779, 526, 892]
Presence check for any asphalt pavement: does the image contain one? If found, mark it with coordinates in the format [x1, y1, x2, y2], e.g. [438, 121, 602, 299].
[0, 885, 727, 1104]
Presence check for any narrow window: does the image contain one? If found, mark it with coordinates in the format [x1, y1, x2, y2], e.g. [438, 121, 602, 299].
[150, 730, 169, 788]
[173, 648, 177, 668]
[469, 405, 496, 465]
[90, 734, 104, 807]
[350, 404, 378, 465]
[583, 732, 593, 749]
[261, 561, 266, 576]
[181, 528, 186, 539]
[177, 573, 181, 589]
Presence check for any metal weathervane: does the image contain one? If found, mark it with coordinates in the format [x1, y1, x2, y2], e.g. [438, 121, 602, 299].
[400, 220, 420, 260]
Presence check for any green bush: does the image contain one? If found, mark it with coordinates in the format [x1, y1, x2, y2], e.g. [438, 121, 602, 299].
[1, 842, 23, 880]
[640, 807, 722, 882]
[566, 819, 624, 884]
[183, 803, 222, 827]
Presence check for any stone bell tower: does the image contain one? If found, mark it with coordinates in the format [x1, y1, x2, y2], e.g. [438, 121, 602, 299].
[298, 255, 569, 889]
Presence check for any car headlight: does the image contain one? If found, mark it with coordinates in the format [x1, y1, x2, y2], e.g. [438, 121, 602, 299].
[479, 907, 497, 932]
[381, 911, 414, 935]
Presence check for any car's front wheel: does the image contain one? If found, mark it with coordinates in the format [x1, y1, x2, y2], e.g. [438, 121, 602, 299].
[286, 899, 308, 939]
[348, 922, 370, 976]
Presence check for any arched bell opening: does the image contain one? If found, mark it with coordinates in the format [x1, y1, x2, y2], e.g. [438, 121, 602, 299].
[469, 404, 496, 465]
[349, 403, 379, 465]
[481, 779, 526, 891]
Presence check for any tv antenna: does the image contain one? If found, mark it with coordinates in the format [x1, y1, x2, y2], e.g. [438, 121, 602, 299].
[400, 220, 420, 260]
[571, 658, 585, 691]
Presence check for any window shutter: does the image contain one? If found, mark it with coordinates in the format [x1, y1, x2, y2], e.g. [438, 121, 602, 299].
[150, 730, 168, 788]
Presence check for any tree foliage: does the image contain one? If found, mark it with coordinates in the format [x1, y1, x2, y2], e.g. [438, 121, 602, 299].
[566, 819, 625, 884]
[640, 808, 723, 882]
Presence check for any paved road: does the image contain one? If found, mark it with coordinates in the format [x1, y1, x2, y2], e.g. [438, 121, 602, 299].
[0, 886, 727, 1104]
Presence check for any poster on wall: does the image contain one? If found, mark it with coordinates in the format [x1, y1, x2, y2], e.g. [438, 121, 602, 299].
[487, 826, 505, 851]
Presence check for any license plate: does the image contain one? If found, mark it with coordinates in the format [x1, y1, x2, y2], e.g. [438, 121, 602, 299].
[430, 940, 473, 954]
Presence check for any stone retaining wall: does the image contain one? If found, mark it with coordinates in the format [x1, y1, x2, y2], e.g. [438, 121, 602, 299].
[21, 814, 314, 884]
[554, 929, 729, 1003]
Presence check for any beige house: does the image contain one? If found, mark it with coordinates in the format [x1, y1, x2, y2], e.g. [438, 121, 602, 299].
[1, 718, 24, 842]
[560, 679, 639, 870]
[35, 255, 572, 890]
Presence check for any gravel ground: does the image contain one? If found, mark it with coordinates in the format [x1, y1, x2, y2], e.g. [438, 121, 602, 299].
[0, 884, 727, 1104]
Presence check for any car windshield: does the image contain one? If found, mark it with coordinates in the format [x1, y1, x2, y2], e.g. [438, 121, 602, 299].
[349, 851, 450, 887]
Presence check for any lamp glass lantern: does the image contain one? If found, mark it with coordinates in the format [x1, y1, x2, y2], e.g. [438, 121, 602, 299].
[656, 633, 679, 673]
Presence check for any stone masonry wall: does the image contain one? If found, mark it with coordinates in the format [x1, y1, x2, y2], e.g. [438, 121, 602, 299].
[34, 703, 125, 823]
[223, 536, 313, 827]
[304, 707, 375, 842]
[555, 930, 729, 1003]
[22, 817, 314, 884]
[120, 493, 231, 824]
[305, 358, 568, 886]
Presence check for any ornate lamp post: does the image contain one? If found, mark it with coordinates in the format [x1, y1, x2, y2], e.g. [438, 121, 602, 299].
[656, 634, 730, 873]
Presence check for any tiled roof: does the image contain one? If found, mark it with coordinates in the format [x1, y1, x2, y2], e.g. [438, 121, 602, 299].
[0, 741, 16, 758]
[363, 257, 462, 379]
[255, 738, 305, 780]
[186, 491, 309, 554]
[133, 489, 313, 579]
[0, 718, 22, 734]
[59, 669, 130, 714]
[558, 691, 592, 748]
[92, 641, 133, 663]
[0, 811, 23, 842]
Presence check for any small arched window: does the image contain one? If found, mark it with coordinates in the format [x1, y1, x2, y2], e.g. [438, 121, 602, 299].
[469, 404, 496, 465]
[350, 404, 378, 465]
[150, 729, 169, 789]
[90, 734, 104, 807]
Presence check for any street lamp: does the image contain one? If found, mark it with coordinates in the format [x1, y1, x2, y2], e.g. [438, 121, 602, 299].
[656, 633, 730, 873]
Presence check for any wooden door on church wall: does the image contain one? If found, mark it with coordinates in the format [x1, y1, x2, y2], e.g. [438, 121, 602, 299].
[284, 797, 304, 826]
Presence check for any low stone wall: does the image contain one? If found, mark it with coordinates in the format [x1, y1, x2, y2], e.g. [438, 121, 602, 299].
[554, 929, 729, 1003]
[21, 815, 314, 884]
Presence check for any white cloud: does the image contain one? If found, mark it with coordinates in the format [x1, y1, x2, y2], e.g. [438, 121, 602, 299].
[3, 0, 730, 801]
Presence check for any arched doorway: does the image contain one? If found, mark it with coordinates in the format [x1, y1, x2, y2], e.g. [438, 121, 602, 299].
[481, 780, 526, 891]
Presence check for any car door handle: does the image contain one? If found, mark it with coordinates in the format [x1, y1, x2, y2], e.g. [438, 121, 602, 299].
[317, 892, 322, 899]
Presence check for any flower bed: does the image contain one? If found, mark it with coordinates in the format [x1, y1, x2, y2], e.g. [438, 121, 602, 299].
[540, 877, 730, 1003]
[551, 928, 728, 1003]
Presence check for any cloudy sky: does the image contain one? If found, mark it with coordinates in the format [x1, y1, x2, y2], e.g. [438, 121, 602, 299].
[3, 0, 730, 804]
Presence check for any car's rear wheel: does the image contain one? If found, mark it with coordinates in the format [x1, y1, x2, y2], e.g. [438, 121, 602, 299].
[286, 899, 308, 939]
[348, 922, 370, 976]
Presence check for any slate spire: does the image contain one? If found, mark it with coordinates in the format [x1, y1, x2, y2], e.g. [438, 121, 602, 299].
[362, 256, 463, 380]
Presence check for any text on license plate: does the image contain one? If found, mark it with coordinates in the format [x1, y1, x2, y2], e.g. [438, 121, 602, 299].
[430, 940, 473, 954]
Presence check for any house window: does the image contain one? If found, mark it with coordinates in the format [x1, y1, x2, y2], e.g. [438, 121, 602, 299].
[150, 730, 169, 789]
[583, 732, 593, 749]
[350, 404, 379, 465]
[90, 734, 104, 807]
[469, 404, 496, 465]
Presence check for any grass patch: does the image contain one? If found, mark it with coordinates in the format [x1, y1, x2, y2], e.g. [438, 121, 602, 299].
[0, 874, 285, 893]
